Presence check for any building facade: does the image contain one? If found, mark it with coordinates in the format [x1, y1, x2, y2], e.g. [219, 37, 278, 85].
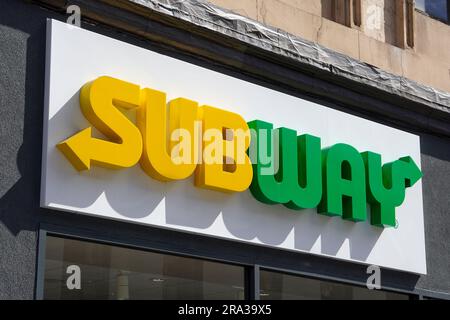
[0, 0, 449, 300]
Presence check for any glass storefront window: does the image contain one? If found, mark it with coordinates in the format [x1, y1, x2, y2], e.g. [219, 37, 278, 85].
[43, 236, 245, 300]
[42, 235, 413, 300]
[260, 270, 410, 300]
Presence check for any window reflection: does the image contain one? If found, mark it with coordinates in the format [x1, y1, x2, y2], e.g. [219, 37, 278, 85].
[43, 236, 245, 300]
[260, 270, 409, 300]
[416, 0, 449, 22]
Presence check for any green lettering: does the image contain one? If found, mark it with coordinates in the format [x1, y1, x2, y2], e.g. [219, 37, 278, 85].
[318, 144, 367, 222]
[362, 152, 422, 227]
[248, 120, 322, 210]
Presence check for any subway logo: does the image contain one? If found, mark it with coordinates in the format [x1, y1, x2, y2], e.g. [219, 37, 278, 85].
[58, 76, 422, 228]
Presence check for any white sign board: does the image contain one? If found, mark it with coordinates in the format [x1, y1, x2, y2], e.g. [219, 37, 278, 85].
[41, 19, 426, 274]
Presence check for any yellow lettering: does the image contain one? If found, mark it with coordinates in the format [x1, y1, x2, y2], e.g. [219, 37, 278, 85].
[195, 106, 253, 192]
[57, 76, 142, 170]
[137, 89, 198, 181]
[59, 77, 253, 194]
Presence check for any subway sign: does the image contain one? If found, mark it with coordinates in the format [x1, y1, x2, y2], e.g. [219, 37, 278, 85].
[58, 76, 422, 228]
[42, 20, 427, 274]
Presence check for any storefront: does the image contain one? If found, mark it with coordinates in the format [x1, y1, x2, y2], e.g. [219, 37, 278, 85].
[1, 0, 449, 300]
[40, 234, 410, 300]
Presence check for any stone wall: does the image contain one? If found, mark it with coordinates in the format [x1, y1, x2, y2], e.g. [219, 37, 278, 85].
[208, 0, 450, 93]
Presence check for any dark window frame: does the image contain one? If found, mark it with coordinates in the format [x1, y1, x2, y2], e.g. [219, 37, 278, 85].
[35, 226, 425, 300]
[258, 268, 413, 300]
[36, 229, 252, 300]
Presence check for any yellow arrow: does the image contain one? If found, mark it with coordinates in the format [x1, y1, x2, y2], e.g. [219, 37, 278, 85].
[57, 76, 143, 171]
[57, 127, 138, 170]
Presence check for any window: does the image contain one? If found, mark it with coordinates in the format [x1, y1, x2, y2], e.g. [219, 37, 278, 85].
[259, 270, 410, 300]
[416, 0, 450, 23]
[41, 235, 414, 300]
[43, 236, 245, 300]
[322, 0, 362, 28]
